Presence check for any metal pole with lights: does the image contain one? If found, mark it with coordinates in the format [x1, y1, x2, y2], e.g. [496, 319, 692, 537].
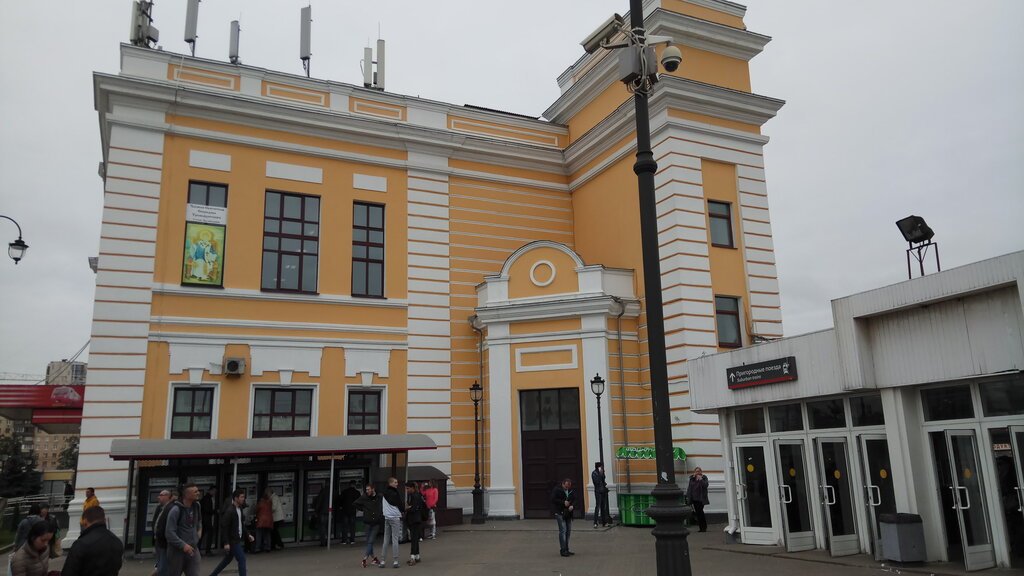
[0, 215, 28, 264]
[469, 380, 485, 524]
[581, 2, 690, 574]
[590, 373, 606, 468]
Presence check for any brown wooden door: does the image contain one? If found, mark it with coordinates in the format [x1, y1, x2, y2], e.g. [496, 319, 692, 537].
[520, 388, 583, 519]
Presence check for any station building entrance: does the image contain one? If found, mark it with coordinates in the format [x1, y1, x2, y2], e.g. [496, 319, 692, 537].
[689, 251, 1024, 570]
[110, 434, 436, 554]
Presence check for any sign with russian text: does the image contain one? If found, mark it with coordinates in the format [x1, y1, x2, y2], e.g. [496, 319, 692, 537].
[727, 356, 798, 390]
[616, 446, 686, 461]
[186, 203, 227, 225]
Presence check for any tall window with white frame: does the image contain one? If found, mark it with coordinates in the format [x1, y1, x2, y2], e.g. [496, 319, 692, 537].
[170, 387, 214, 439]
[708, 201, 734, 248]
[347, 389, 381, 435]
[262, 191, 320, 292]
[352, 202, 385, 298]
[715, 296, 742, 348]
[252, 388, 313, 438]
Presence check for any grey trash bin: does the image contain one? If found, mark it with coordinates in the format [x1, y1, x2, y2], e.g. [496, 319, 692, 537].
[879, 513, 925, 562]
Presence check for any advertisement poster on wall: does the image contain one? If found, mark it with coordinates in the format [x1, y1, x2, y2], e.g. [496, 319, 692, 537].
[181, 221, 226, 286]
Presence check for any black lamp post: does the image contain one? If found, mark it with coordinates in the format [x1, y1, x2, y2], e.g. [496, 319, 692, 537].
[0, 215, 28, 264]
[582, 2, 690, 574]
[590, 373, 606, 467]
[469, 380, 485, 524]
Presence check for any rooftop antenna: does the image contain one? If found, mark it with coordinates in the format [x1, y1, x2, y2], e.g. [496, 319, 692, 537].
[300, 5, 312, 77]
[129, 1, 160, 48]
[362, 38, 386, 91]
[896, 215, 940, 279]
[184, 0, 199, 56]
[228, 20, 241, 64]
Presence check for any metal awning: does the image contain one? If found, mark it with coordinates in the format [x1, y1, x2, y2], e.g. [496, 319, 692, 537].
[407, 465, 449, 481]
[109, 433, 436, 461]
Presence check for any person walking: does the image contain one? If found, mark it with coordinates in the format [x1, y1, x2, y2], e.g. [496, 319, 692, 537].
[199, 486, 218, 555]
[379, 477, 403, 569]
[551, 478, 578, 557]
[404, 482, 426, 565]
[312, 487, 332, 547]
[80, 487, 101, 529]
[209, 489, 255, 576]
[687, 467, 710, 533]
[355, 483, 384, 568]
[152, 490, 172, 576]
[269, 489, 285, 550]
[338, 481, 361, 545]
[10, 521, 52, 576]
[62, 506, 124, 576]
[165, 483, 203, 576]
[420, 481, 438, 540]
[254, 490, 274, 553]
[591, 462, 611, 528]
[13, 504, 42, 551]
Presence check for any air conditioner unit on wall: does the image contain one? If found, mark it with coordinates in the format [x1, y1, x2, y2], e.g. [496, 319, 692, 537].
[224, 357, 246, 376]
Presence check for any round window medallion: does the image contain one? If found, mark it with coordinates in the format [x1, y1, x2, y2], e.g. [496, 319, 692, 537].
[529, 260, 556, 287]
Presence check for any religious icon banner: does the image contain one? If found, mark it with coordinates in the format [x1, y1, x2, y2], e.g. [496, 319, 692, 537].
[182, 222, 226, 286]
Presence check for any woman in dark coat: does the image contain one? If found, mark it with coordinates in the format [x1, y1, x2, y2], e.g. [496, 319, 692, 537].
[687, 467, 710, 532]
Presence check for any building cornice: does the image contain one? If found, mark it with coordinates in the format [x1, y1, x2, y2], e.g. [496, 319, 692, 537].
[475, 294, 641, 326]
[151, 283, 409, 308]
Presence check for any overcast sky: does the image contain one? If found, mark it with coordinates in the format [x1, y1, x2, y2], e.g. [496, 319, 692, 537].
[1, 1, 1022, 377]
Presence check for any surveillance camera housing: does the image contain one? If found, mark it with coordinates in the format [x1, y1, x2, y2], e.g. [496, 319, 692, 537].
[581, 13, 624, 54]
[661, 45, 682, 73]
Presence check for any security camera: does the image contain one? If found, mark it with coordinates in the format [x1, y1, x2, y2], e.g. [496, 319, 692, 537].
[581, 13, 625, 54]
[661, 45, 682, 72]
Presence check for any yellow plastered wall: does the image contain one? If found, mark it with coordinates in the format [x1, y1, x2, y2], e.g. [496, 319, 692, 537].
[702, 159, 750, 347]
[507, 247, 580, 299]
[661, 0, 747, 29]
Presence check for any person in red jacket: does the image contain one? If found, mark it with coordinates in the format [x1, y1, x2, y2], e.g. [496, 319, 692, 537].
[254, 490, 274, 553]
[420, 480, 439, 539]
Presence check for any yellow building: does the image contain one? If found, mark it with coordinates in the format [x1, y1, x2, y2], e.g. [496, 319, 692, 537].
[76, 0, 785, 544]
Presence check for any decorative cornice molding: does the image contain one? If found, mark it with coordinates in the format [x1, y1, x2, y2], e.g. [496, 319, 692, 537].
[150, 315, 408, 336]
[474, 294, 641, 325]
[151, 283, 409, 308]
[152, 331, 407, 350]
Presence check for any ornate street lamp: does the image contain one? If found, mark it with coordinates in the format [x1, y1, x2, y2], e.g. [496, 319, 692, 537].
[590, 373, 606, 468]
[0, 215, 28, 264]
[469, 380, 485, 524]
[582, 2, 690, 574]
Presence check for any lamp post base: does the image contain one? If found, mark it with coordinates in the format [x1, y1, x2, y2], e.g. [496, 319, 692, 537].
[645, 482, 691, 576]
[471, 486, 486, 524]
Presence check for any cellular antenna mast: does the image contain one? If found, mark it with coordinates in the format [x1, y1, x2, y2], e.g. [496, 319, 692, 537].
[229, 20, 241, 64]
[362, 39, 386, 91]
[129, 1, 160, 48]
[184, 0, 200, 56]
[300, 5, 312, 77]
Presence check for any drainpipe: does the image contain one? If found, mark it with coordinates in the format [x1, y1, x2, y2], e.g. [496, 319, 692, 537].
[611, 297, 631, 492]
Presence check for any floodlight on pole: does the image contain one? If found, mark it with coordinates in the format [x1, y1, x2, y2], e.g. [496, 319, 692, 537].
[896, 215, 940, 279]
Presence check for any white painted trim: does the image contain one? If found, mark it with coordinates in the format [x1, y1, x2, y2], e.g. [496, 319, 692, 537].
[514, 344, 578, 373]
[353, 173, 387, 192]
[529, 260, 556, 287]
[151, 284, 408, 308]
[342, 384, 387, 436]
[189, 150, 232, 172]
[344, 348, 391, 378]
[151, 315, 407, 336]
[266, 161, 323, 184]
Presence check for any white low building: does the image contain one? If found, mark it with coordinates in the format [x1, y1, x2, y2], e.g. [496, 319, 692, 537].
[690, 250, 1024, 571]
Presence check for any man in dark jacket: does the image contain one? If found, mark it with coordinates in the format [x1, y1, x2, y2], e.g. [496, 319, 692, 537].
[151, 489, 171, 576]
[62, 506, 124, 576]
[209, 489, 254, 576]
[165, 483, 203, 576]
[354, 483, 384, 568]
[591, 462, 611, 528]
[404, 482, 426, 565]
[337, 481, 361, 545]
[551, 478, 578, 557]
[199, 486, 218, 554]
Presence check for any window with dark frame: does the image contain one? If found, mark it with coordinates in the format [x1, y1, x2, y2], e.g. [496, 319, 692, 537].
[715, 295, 742, 348]
[188, 181, 228, 208]
[347, 389, 382, 435]
[261, 191, 319, 293]
[352, 202, 385, 298]
[252, 388, 313, 437]
[708, 201, 734, 248]
[170, 387, 214, 439]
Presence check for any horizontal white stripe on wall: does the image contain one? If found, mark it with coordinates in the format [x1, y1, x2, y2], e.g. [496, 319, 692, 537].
[407, 335, 450, 349]
[105, 178, 160, 199]
[405, 376, 451, 389]
[515, 344, 578, 373]
[408, 228, 450, 244]
[408, 306, 450, 321]
[407, 279, 449, 294]
[102, 207, 158, 228]
[408, 292, 450, 308]
[408, 216, 450, 232]
[407, 390, 452, 403]
[408, 361, 451, 377]
[408, 267, 450, 282]
[82, 402, 143, 418]
[109, 148, 163, 169]
[408, 319, 451, 337]
[100, 255, 155, 273]
[85, 354, 148, 371]
[408, 203, 449, 220]
[79, 369, 145, 386]
[354, 173, 387, 192]
[79, 386, 145, 402]
[406, 403, 452, 418]
[189, 150, 232, 172]
[91, 321, 150, 338]
[408, 189, 449, 206]
[106, 163, 162, 184]
[110, 124, 165, 154]
[408, 241, 450, 258]
[266, 161, 323, 184]
[100, 224, 157, 242]
[406, 418, 452, 433]
[408, 348, 451, 363]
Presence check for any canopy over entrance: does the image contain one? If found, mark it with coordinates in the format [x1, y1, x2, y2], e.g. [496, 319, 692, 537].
[109, 433, 436, 460]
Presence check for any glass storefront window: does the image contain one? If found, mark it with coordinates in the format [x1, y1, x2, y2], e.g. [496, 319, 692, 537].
[807, 398, 846, 429]
[735, 408, 765, 435]
[921, 385, 974, 421]
[768, 403, 803, 432]
[979, 378, 1024, 417]
[850, 394, 885, 427]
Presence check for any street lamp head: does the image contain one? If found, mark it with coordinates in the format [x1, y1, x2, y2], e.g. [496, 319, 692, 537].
[469, 380, 483, 403]
[590, 373, 606, 397]
[8, 238, 28, 264]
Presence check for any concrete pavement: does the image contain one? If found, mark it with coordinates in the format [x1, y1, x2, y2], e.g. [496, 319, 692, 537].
[36, 520, 1019, 576]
